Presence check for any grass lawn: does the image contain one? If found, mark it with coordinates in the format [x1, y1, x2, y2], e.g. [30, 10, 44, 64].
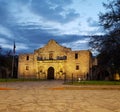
[65, 80, 120, 85]
[0, 79, 120, 85]
[0, 78, 45, 82]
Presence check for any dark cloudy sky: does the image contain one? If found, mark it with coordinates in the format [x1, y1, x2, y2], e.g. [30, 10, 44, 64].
[0, 0, 107, 54]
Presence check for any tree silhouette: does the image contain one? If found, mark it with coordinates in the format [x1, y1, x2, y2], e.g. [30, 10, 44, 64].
[0, 47, 18, 78]
[89, 0, 120, 76]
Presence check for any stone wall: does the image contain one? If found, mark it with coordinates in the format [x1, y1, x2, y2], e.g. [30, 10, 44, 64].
[18, 40, 92, 80]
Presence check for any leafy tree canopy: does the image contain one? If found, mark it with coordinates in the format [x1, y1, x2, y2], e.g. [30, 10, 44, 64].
[89, 0, 120, 73]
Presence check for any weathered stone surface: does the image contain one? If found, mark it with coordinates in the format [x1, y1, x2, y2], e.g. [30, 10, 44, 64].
[0, 81, 120, 112]
[18, 39, 92, 80]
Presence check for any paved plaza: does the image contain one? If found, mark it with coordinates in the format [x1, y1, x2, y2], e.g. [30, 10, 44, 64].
[0, 80, 120, 112]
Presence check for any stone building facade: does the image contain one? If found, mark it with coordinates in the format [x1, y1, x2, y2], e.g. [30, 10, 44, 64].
[18, 39, 93, 80]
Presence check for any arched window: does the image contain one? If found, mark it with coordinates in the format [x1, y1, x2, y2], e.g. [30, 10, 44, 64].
[76, 65, 79, 70]
[26, 66, 29, 70]
[26, 55, 29, 60]
[75, 53, 78, 59]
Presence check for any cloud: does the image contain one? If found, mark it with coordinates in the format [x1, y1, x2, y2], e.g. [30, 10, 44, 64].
[0, 0, 105, 54]
[0, 38, 8, 44]
[61, 37, 90, 50]
[0, 1, 9, 24]
[87, 17, 99, 27]
[0, 25, 14, 39]
[30, 0, 80, 23]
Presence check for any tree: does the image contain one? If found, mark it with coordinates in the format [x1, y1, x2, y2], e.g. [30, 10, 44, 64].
[0, 46, 18, 78]
[0, 46, 2, 55]
[89, 0, 120, 76]
[99, 0, 120, 30]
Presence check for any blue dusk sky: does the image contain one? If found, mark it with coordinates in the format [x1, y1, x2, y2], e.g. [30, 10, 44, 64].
[0, 0, 108, 54]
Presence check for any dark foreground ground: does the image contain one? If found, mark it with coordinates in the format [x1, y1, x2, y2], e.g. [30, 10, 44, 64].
[0, 80, 120, 112]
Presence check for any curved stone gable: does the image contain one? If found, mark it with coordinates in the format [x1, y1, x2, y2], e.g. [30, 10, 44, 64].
[35, 39, 71, 53]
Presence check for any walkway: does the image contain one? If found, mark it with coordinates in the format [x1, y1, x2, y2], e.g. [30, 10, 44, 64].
[0, 80, 120, 112]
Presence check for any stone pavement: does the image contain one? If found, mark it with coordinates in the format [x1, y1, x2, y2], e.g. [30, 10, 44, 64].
[0, 80, 120, 112]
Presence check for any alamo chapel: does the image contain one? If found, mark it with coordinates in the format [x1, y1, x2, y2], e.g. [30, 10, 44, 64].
[18, 39, 94, 80]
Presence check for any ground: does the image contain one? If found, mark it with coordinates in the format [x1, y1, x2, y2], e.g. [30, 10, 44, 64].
[0, 80, 120, 112]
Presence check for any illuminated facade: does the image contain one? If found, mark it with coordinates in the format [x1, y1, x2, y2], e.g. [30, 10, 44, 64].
[18, 39, 93, 80]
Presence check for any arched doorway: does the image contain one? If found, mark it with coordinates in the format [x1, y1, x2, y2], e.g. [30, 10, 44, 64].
[47, 67, 54, 80]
